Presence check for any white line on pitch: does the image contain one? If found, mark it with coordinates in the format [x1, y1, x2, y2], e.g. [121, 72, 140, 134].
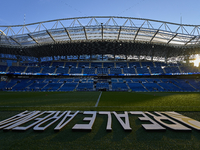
[95, 91, 102, 107]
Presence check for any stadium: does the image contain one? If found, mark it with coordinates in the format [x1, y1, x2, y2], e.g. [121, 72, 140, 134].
[0, 16, 200, 92]
[1, 16, 200, 149]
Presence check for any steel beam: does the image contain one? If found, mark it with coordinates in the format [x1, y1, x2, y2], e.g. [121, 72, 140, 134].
[46, 30, 55, 42]
[117, 26, 122, 40]
[101, 24, 104, 40]
[150, 30, 159, 43]
[167, 33, 178, 44]
[10, 37, 21, 46]
[133, 28, 140, 41]
[0, 30, 6, 36]
[64, 28, 72, 41]
[83, 27, 88, 40]
[184, 36, 196, 45]
[28, 34, 39, 44]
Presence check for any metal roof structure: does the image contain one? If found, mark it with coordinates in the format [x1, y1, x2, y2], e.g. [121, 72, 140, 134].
[1, 16, 200, 47]
[0, 16, 200, 60]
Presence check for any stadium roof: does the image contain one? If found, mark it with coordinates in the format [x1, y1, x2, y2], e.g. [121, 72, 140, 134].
[0, 16, 200, 60]
[1, 16, 200, 47]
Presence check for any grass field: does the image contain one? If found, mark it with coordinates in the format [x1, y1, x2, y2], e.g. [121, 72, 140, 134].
[0, 91, 200, 111]
[1, 91, 200, 149]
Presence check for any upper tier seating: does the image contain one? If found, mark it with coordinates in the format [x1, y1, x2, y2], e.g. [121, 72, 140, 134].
[164, 67, 180, 73]
[128, 62, 141, 68]
[65, 62, 77, 67]
[103, 62, 115, 68]
[136, 67, 150, 74]
[141, 62, 154, 67]
[116, 62, 127, 68]
[40, 61, 52, 67]
[91, 62, 102, 68]
[83, 68, 96, 74]
[69, 68, 82, 74]
[8, 66, 26, 73]
[2, 60, 200, 75]
[78, 62, 90, 68]
[110, 68, 122, 74]
[51, 62, 65, 67]
[123, 68, 136, 74]
[26, 67, 41, 73]
[42, 67, 56, 74]
[150, 66, 164, 74]
[56, 67, 69, 74]
[154, 62, 167, 67]
[0, 65, 8, 72]
[97, 68, 108, 74]
[180, 66, 200, 73]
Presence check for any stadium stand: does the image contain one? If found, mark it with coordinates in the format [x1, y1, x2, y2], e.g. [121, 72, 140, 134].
[127, 83, 147, 92]
[59, 83, 78, 91]
[0, 65, 8, 72]
[77, 83, 94, 91]
[136, 67, 150, 74]
[103, 62, 115, 68]
[1, 17, 200, 93]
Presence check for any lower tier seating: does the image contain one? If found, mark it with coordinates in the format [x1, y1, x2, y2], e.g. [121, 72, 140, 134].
[0, 78, 199, 92]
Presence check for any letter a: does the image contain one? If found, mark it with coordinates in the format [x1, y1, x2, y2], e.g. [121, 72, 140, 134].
[113, 111, 132, 131]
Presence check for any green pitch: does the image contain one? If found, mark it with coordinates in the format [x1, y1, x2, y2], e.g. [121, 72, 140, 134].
[0, 91, 200, 111]
[1, 91, 200, 149]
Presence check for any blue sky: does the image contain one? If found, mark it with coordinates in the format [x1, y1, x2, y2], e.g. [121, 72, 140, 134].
[0, 0, 200, 26]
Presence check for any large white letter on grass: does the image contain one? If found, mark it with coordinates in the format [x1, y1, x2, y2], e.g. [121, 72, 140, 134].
[145, 112, 191, 131]
[113, 111, 132, 131]
[1, 111, 41, 130]
[54, 111, 79, 131]
[0, 111, 35, 129]
[130, 111, 165, 130]
[99, 111, 112, 131]
[33, 111, 67, 131]
[162, 111, 200, 130]
[11, 111, 56, 131]
[72, 111, 96, 130]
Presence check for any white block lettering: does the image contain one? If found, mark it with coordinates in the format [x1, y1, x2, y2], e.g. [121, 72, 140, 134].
[130, 111, 165, 130]
[72, 111, 96, 130]
[145, 112, 191, 131]
[12, 111, 56, 131]
[113, 111, 132, 131]
[0, 111, 35, 129]
[33, 111, 67, 131]
[54, 111, 79, 131]
[163, 111, 200, 130]
[2, 111, 42, 130]
[99, 111, 112, 131]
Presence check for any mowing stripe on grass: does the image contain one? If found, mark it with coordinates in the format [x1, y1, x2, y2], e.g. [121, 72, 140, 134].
[95, 91, 102, 107]
[1, 105, 200, 108]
